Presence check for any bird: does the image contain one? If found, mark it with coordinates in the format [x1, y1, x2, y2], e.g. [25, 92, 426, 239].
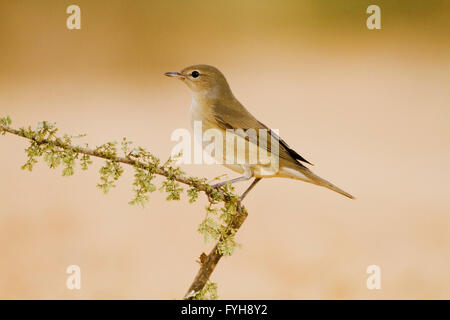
[165, 64, 354, 200]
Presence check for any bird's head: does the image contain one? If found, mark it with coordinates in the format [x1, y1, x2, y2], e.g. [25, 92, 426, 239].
[165, 64, 233, 100]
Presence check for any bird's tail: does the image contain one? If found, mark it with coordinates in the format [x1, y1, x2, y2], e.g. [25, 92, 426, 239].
[282, 167, 354, 199]
[304, 169, 354, 199]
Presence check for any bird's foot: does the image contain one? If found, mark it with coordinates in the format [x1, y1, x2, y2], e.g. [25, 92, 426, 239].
[211, 181, 227, 189]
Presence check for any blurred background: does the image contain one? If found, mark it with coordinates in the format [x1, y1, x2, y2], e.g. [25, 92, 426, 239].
[0, 0, 449, 299]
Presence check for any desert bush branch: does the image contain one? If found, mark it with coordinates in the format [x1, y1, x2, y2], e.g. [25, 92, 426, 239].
[0, 116, 248, 300]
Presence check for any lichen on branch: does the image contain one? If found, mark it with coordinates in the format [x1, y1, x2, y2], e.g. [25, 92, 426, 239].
[0, 115, 249, 300]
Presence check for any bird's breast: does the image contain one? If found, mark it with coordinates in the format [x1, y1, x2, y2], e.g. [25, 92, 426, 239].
[190, 97, 216, 131]
[190, 98, 205, 127]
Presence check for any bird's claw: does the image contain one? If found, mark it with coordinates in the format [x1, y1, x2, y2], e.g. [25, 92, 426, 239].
[211, 181, 226, 189]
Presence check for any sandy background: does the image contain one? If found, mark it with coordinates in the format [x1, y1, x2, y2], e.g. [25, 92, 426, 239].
[0, 0, 449, 299]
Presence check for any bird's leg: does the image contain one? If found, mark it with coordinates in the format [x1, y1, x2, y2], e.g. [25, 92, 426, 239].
[237, 177, 262, 212]
[211, 175, 250, 188]
[240, 178, 262, 201]
[211, 166, 253, 189]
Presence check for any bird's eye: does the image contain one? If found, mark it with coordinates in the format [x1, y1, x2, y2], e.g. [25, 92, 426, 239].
[191, 71, 200, 78]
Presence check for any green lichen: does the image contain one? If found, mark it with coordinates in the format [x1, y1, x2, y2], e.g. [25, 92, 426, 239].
[0, 116, 249, 300]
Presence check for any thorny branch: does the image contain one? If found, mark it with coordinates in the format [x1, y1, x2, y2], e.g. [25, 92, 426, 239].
[0, 118, 249, 300]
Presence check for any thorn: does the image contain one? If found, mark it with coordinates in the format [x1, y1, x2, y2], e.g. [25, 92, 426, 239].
[197, 252, 208, 265]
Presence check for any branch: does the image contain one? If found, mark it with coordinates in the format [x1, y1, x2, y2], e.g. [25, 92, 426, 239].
[0, 124, 209, 193]
[0, 118, 249, 299]
[184, 204, 247, 299]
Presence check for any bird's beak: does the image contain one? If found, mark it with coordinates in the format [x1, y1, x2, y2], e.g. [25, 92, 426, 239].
[164, 72, 185, 79]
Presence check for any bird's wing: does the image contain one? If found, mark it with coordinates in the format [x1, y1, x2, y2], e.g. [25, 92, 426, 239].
[257, 121, 313, 165]
[211, 102, 312, 166]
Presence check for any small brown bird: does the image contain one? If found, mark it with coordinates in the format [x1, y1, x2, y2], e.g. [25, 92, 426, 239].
[165, 65, 354, 200]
